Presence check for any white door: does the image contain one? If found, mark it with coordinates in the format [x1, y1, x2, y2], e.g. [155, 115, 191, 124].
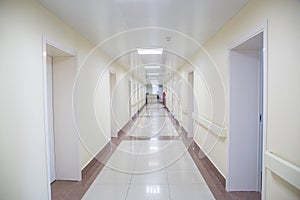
[258, 49, 264, 191]
[228, 48, 262, 191]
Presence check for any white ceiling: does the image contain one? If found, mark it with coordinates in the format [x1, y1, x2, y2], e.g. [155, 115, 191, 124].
[39, 0, 248, 84]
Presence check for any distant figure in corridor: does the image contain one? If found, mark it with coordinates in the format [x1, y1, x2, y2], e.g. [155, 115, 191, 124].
[163, 91, 166, 107]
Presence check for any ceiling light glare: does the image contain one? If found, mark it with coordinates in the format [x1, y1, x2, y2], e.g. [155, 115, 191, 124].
[144, 65, 161, 69]
[137, 48, 163, 55]
[147, 73, 159, 76]
[150, 81, 159, 85]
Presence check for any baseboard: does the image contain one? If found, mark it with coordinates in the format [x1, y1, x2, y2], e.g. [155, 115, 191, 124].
[81, 140, 112, 177]
[192, 140, 226, 187]
[131, 103, 146, 121]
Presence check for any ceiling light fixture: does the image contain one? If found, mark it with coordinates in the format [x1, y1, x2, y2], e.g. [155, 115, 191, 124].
[150, 82, 160, 85]
[144, 65, 161, 69]
[147, 73, 159, 76]
[137, 48, 163, 55]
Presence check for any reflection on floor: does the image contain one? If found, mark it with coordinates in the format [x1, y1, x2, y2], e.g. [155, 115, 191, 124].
[127, 104, 177, 137]
[82, 104, 214, 200]
[51, 103, 261, 200]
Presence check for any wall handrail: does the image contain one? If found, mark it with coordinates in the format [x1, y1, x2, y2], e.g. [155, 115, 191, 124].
[265, 151, 300, 190]
[192, 112, 227, 138]
[131, 99, 146, 107]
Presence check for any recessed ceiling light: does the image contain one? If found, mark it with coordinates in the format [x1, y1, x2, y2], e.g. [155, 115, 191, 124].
[137, 48, 163, 55]
[144, 65, 161, 69]
[147, 73, 159, 76]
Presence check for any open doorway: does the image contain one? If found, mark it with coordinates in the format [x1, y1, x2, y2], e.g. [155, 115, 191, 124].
[188, 72, 194, 138]
[128, 81, 132, 118]
[44, 40, 81, 197]
[110, 72, 117, 137]
[227, 32, 264, 192]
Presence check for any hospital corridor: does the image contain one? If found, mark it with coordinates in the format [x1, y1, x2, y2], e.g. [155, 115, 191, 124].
[1, 0, 300, 200]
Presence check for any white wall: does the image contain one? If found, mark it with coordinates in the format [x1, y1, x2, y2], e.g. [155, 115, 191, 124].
[52, 56, 81, 181]
[115, 72, 131, 129]
[0, 0, 123, 199]
[129, 79, 145, 117]
[165, 80, 174, 112]
[98, 67, 131, 136]
[165, 65, 196, 134]
[175, 0, 300, 199]
[114, 70, 130, 131]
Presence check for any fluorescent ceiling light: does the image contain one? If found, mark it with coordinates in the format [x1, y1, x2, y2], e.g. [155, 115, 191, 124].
[147, 73, 159, 76]
[144, 65, 161, 69]
[137, 48, 163, 55]
[150, 80, 159, 84]
[151, 82, 159, 85]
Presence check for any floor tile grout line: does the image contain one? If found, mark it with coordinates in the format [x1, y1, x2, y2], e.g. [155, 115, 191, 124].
[124, 174, 132, 200]
[166, 167, 172, 200]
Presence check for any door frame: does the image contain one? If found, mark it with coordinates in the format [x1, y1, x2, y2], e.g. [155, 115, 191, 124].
[188, 71, 194, 138]
[128, 80, 132, 119]
[42, 36, 80, 200]
[227, 23, 268, 199]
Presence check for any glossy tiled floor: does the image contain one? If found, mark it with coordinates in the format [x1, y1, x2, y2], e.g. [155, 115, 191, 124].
[82, 104, 215, 200]
[127, 105, 178, 137]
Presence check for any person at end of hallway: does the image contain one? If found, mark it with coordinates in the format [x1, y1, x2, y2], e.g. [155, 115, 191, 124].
[163, 91, 166, 107]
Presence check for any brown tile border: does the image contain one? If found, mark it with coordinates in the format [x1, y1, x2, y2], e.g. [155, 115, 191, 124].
[192, 141, 226, 186]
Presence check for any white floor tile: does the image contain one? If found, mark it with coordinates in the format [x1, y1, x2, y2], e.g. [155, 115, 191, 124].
[167, 158, 198, 171]
[167, 169, 206, 184]
[134, 154, 177, 172]
[169, 184, 215, 200]
[126, 184, 170, 200]
[177, 152, 194, 160]
[93, 167, 132, 185]
[82, 184, 129, 200]
[106, 151, 136, 172]
[131, 169, 168, 185]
